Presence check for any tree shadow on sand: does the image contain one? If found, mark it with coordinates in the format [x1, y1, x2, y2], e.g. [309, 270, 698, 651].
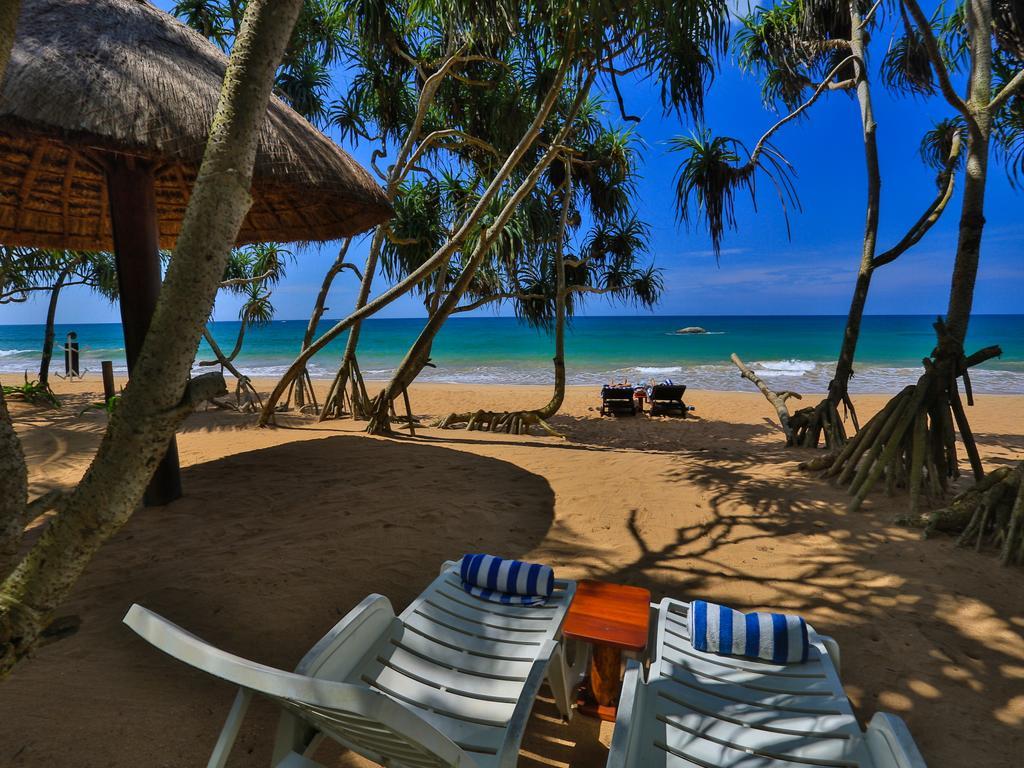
[1, 435, 557, 767]
[539, 442, 1024, 767]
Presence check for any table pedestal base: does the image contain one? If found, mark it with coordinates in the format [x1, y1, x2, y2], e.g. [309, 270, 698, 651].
[577, 643, 622, 722]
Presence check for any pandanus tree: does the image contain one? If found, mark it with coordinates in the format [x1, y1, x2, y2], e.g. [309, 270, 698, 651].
[0, 248, 119, 390]
[672, 0, 964, 450]
[820, 0, 1023, 523]
[424, 121, 663, 436]
[199, 242, 290, 410]
[310, 4, 549, 419]
[257, 0, 732, 427]
[360, 103, 659, 435]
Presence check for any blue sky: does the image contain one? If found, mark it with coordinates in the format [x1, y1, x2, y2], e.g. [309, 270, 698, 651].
[3, 3, 1022, 325]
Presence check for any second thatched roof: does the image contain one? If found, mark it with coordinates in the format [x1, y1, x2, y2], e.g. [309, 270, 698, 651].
[0, 0, 392, 251]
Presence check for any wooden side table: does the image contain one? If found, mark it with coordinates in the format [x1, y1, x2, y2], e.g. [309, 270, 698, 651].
[562, 580, 650, 721]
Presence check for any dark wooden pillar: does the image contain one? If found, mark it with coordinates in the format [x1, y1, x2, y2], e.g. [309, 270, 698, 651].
[106, 156, 182, 507]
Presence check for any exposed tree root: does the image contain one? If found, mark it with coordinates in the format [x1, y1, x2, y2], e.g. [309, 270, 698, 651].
[319, 355, 372, 421]
[901, 463, 1024, 566]
[821, 324, 1001, 513]
[437, 409, 565, 437]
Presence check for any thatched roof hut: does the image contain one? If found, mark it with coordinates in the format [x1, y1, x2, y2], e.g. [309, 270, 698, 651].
[0, 0, 391, 251]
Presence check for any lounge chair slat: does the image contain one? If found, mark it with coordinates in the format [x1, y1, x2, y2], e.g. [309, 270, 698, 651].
[386, 628, 534, 680]
[369, 645, 528, 701]
[421, 596, 552, 634]
[652, 697, 872, 763]
[654, 723, 858, 768]
[659, 652, 839, 695]
[649, 681, 861, 737]
[659, 667, 853, 714]
[361, 663, 517, 724]
[413, 602, 546, 646]
[401, 610, 543, 660]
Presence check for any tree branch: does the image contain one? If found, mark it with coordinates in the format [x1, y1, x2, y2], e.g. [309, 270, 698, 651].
[990, 68, 1024, 113]
[219, 269, 276, 288]
[872, 131, 962, 269]
[749, 56, 858, 167]
[901, 0, 973, 122]
[397, 129, 501, 186]
[452, 292, 547, 313]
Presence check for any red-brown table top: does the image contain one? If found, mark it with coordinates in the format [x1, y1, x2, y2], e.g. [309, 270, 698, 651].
[563, 580, 651, 651]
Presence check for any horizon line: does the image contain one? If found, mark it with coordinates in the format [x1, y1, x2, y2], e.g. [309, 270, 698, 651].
[3, 312, 1023, 327]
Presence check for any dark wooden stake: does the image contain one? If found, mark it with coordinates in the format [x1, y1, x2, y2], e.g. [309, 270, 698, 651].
[106, 156, 182, 507]
[101, 361, 116, 402]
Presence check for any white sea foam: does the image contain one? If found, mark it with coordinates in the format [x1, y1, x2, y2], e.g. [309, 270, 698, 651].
[0, 348, 34, 357]
[750, 359, 817, 375]
[633, 365, 684, 374]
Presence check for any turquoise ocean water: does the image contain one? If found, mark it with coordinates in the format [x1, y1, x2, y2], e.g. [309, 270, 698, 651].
[1, 315, 1022, 393]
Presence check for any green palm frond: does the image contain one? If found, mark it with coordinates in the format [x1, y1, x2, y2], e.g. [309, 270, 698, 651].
[920, 118, 967, 176]
[276, 54, 332, 125]
[669, 129, 798, 257]
[668, 131, 756, 255]
[172, 0, 232, 49]
[881, 21, 935, 97]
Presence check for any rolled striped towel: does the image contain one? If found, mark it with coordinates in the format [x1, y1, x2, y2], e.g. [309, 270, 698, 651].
[459, 554, 554, 606]
[688, 600, 809, 664]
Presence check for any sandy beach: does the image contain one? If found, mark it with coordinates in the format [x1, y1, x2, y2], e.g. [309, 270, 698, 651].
[2, 376, 1022, 768]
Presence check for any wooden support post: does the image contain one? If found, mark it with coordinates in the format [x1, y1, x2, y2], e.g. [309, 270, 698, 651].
[106, 156, 182, 507]
[101, 360, 116, 402]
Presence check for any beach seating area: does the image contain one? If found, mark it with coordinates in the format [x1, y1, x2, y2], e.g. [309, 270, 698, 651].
[125, 555, 926, 768]
[602, 381, 691, 418]
[125, 561, 929, 768]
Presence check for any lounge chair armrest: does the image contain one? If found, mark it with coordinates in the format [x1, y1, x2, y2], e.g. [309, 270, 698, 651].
[497, 639, 559, 768]
[294, 594, 396, 678]
[607, 658, 645, 768]
[866, 712, 928, 768]
[817, 633, 841, 675]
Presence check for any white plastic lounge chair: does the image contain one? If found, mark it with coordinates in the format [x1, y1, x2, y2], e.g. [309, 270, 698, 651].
[123, 561, 577, 768]
[608, 598, 927, 768]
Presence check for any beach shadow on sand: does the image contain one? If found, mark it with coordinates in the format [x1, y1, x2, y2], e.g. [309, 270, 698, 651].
[539, 442, 1024, 768]
[2, 434, 561, 767]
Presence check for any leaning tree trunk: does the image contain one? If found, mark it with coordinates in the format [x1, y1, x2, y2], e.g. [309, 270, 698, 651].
[0, 0, 303, 678]
[0, 0, 19, 83]
[0, 388, 29, 581]
[365, 246, 488, 435]
[293, 238, 353, 411]
[438, 172, 573, 438]
[37, 263, 74, 390]
[790, 2, 880, 450]
[319, 231, 383, 420]
[200, 325, 261, 411]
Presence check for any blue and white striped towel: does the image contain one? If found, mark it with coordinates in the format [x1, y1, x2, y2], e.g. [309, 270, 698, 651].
[459, 554, 554, 606]
[689, 600, 809, 664]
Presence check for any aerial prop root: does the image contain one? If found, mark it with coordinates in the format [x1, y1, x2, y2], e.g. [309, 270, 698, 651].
[817, 337, 1001, 515]
[901, 463, 1024, 566]
[437, 409, 565, 438]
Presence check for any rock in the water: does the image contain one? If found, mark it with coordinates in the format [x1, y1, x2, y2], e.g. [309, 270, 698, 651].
[675, 326, 708, 335]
